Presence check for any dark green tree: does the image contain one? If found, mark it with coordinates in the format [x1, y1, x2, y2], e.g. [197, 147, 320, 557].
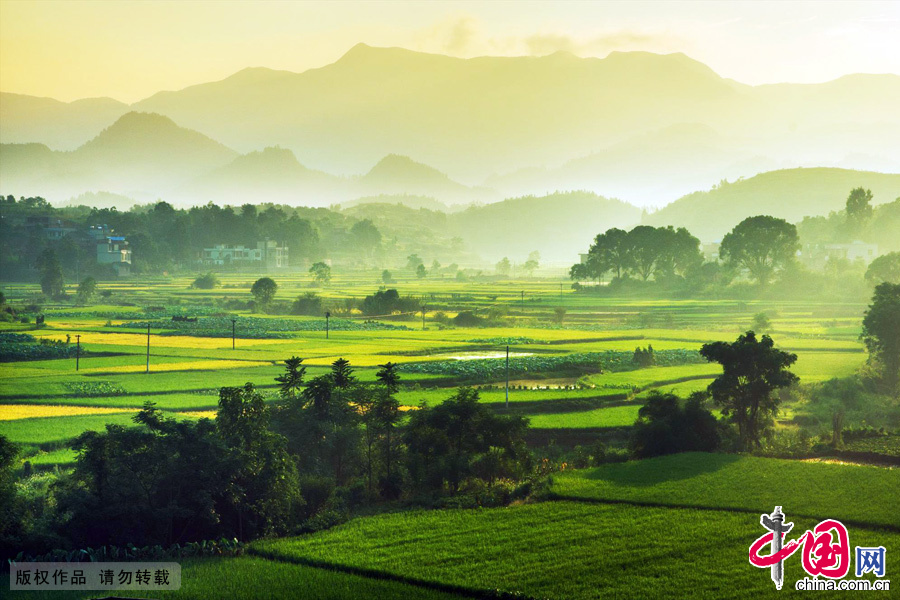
[865, 252, 900, 286]
[76, 277, 97, 305]
[250, 277, 277, 312]
[815, 378, 864, 448]
[720, 216, 799, 287]
[275, 356, 306, 400]
[0, 435, 23, 552]
[404, 388, 528, 493]
[627, 225, 666, 281]
[416, 263, 427, 279]
[700, 331, 798, 449]
[406, 254, 423, 270]
[309, 262, 331, 285]
[629, 391, 721, 458]
[216, 385, 302, 540]
[376, 362, 401, 394]
[350, 219, 382, 256]
[861, 282, 900, 394]
[36, 248, 65, 297]
[331, 357, 356, 389]
[583, 228, 632, 281]
[192, 272, 220, 289]
[846, 187, 874, 230]
[291, 292, 322, 316]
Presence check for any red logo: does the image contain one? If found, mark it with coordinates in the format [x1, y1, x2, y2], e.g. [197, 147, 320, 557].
[750, 507, 851, 589]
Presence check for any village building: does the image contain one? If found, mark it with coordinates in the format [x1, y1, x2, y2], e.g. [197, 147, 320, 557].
[200, 241, 289, 271]
[97, 235, 132, 276]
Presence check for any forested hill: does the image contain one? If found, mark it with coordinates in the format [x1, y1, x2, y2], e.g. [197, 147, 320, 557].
[449, 191, 642, 261]
[643, 168, 900, 241]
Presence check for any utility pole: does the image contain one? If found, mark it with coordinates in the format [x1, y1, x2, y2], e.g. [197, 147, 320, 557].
[145, 323, 150, 374]
[505, 345, 510, 409]
[560, 282, 563, 300]
[75, 334, 81, 371]
[521, 290, 525, 310]
[421, 305, 426, 330]
[325, 311, 331, 339]
[231, 318, 236, 350]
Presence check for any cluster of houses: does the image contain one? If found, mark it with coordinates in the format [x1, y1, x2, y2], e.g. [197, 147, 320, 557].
[198, 241, 289, 271]
[27, 217, 290, 277]
[27, 218, 133, 277]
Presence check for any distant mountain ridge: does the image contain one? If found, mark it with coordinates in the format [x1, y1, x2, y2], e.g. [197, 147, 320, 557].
[0, 112, 489, 206]
[642, 168, 900, 241]
[2, 44, 898, 205]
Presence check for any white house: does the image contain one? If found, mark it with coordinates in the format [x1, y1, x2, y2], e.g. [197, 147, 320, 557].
[201, 241, 289, 271]
[824, 241, 878, 264]
[96, 236, 131, 276]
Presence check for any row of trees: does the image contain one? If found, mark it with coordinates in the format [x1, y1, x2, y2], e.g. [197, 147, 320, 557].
[572, 217, 801, 288]
[2, 358, 530, 553]
[570, 225, 703, 284]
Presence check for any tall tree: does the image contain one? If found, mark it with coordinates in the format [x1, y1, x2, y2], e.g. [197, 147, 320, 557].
[586, 228, 632, 280]
[216, 385, 301, 540]
[626, 226, 666, 281]
[374, 362, 402, 498]
[865, 252, 900, 286]
[719, 216, 799, 287]
[655, 227, 703, 280]
[700, 331, 798, 449]
[275, 357, 306, 400]
[376, 362, 401, 394]
[861, 282, 900, 395]
[36, 248, 65, 297]
[404, 388, 528, 493]
[496, 257, 511, 276]
[629, 391, 721, 458]
[309, 262, 331, 285]
[846, 187, 874, 231]
[250, 277, 278, 313]
[350, 219, 382, 256]
[76, 277, 97, 305]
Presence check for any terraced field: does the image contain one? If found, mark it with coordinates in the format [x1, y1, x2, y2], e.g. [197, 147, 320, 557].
[0, 275, 871, 468]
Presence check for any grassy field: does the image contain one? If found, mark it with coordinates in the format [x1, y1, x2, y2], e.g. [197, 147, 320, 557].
[0, 273, 891, 599]
[549, 452, 900, 528]
[253, 500, 898, 600]
[0, 275, 874, 468]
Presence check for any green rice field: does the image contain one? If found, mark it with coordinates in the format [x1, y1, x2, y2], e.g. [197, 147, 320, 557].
[0, 274, 872, 467]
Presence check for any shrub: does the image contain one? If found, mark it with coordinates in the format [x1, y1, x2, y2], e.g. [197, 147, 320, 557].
[291, 293, 323, 316]
[192, 272, 220, 289]
[452, 311, 483, 327]
[629, 391, 722, 458]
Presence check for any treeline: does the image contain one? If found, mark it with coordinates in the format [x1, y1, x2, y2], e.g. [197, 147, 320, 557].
[0, 359, 531, 555]
[0, 196, 456, 278]
[572, 189, 900, 298]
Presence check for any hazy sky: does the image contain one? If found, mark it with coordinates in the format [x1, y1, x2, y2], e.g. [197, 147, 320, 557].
[1, 0, 899, 103]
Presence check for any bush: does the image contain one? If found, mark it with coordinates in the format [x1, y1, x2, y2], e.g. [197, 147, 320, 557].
[452, 311, 484, 327]
[629, 391, 722, 458]
[360, 289, 419, 316]
[192, 272, 220, 289]
[291, 293, 323, 316]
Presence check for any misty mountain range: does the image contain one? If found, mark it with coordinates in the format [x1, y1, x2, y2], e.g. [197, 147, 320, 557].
[2, 44, 899, 252]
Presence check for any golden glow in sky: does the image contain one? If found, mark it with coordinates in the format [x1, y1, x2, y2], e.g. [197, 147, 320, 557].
[1, 0, 899, 103]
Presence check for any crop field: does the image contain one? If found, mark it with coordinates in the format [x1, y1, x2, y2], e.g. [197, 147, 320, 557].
[253, 499, 899, 600]
[0, 275, 874, 468]
[549, 452, 900, 529]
